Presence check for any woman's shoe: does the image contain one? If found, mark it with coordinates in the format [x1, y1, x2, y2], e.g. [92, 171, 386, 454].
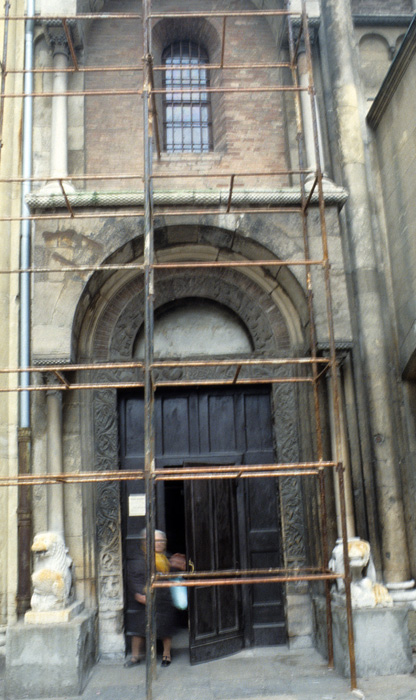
[161, 655, 171, 667]
[124, 656, 141, 668]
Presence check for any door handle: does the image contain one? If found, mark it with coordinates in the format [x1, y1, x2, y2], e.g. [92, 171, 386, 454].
[188, 558, 195, 573]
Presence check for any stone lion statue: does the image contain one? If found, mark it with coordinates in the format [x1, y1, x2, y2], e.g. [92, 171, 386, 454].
[329, 537, 392, 608]
[31, 531, 73, 611]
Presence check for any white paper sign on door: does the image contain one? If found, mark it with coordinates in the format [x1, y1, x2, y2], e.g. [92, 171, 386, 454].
[128, 494, 146, 517]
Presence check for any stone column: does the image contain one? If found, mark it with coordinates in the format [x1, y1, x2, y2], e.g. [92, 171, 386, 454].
[327, 368, 355, 539]
[321, 0, 410, 583]
[41, 26, 75, 193]
[50, 48, 70, 181]
[46, 389, 64, 538]
[298, 49, 325, 179]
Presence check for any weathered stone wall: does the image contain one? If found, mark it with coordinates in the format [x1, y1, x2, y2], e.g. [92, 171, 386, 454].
[31, 209, 352, 364]
[28, 2, 354, 643]
[321, 0, 414, 583]
[84, 0, 289, 191]
[28, 0, 407, 660]
[371, 55, 416, 377]
[0, 1, 25, 642]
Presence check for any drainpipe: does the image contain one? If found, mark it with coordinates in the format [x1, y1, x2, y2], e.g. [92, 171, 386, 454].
[16, 0, 34, 617]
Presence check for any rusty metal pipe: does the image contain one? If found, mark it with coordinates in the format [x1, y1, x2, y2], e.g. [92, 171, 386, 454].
[16, 428, 32, 617]
[0, 461, 336, 486]
[153, 573, 343, 587]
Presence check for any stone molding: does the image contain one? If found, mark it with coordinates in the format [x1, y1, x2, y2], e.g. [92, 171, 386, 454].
[273, 380, 307, 567]
[26, 185, 349, 210]
[93, 388, 124, 616]
[353, 14, 413, 26]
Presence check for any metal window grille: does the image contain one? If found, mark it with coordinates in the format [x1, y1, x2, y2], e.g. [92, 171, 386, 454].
[162, 40, 213, 153]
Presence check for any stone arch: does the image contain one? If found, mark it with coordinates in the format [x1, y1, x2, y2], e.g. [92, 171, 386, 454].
[96, 267, 291, 362]
[74, 226, 309, 656]
[74, 224, 308, 360]
[359, 33, 392, 98]
[395, 34, 406, 55]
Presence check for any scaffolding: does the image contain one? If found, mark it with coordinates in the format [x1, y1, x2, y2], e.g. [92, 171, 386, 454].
[0, 1, 356, 698]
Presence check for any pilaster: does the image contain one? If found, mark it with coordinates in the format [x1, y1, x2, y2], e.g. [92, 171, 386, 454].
[321, 0, 410, 583]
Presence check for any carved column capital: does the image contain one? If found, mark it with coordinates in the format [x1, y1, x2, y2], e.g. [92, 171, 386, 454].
[42, 372, 65, 397]
[42, 19, 83, 59]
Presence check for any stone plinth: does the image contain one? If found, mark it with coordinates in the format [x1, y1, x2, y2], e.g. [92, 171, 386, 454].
[24, 600, 84, 625]
[313, 596, 414, 677]
[5, 609, 97, 699]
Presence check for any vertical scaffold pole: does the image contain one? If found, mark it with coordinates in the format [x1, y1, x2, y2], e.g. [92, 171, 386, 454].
[143, 1, 156, 698]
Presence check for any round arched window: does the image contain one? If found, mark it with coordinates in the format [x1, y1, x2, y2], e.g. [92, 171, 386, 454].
[162, 40, 213, 153]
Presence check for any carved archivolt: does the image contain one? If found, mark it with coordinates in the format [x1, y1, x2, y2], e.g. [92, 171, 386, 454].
[94, 268, 291, 361]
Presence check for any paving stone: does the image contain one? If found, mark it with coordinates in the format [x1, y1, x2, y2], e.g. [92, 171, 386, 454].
[1, 647, 415, 700]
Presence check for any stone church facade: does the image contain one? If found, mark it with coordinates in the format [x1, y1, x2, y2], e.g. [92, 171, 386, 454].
[1, 0, 416, 687]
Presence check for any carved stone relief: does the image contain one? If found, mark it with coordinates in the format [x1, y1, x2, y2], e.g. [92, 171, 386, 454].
[101, 269, 288, 362]
[93, 389, 123, 613]
[273, 377, 307, 568]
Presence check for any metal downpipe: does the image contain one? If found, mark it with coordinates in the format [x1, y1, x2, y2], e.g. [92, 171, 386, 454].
[16, 0, 35, 617]
[20, 0, 34, 427]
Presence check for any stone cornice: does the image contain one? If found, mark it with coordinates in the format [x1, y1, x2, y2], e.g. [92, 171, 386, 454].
[26, 185, 348, 211]
[367, 15, 416, 128]
[32, 356, 72, 367]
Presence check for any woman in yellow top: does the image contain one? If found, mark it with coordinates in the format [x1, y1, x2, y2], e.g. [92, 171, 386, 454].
[124, 529, 185, 668]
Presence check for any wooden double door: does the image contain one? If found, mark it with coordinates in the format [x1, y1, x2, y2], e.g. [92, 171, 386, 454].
[119, 386, 286, 663]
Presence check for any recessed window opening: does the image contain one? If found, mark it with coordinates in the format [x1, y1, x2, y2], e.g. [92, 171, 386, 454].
[162, 40, 213, 153]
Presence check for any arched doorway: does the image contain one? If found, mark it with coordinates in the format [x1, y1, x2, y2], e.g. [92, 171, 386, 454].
[74, 231, 310, 658]
[120, 299, 284, 661]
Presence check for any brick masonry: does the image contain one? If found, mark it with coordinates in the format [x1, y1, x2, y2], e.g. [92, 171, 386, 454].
[85, 0, 290, 191]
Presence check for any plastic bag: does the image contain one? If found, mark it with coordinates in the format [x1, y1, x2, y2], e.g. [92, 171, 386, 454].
[170, 578, 188, 610]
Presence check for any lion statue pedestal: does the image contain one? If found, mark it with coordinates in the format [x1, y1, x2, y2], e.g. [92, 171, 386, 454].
[5, 532, 97, 698]
[313, 538, 413, 677]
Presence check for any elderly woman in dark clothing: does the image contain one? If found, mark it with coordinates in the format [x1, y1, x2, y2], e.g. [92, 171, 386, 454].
[124, 529, 186, 668]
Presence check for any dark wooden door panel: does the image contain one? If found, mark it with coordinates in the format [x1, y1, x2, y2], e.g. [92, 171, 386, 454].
[119, 396, 146, 561]
[185, 474, 243, 664]
[119, 385, 287, 662]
